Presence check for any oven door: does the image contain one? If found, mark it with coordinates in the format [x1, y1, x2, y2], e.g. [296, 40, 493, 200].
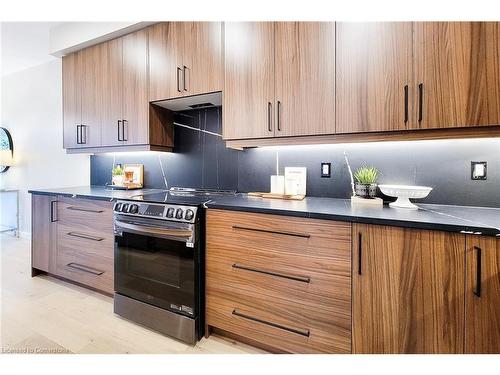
[114, 215, 198, 318]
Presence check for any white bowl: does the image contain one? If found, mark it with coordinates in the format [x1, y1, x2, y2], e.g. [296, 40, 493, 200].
[379, 184, 433, 209]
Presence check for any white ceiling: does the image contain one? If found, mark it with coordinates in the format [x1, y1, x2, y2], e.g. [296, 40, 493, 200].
[1, 22, 63, 76]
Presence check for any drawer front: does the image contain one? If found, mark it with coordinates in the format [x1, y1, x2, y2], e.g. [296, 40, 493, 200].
[56, 223, 114, 294]
[206, 209, 352, 353]
[57, 197, 113, 235]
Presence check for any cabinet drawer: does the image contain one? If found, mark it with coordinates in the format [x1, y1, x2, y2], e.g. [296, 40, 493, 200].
[57, 197, 113, 235]
[206, 209, 352, 353]
[206, 292, 351, 353]
[56, 223, 114, 294]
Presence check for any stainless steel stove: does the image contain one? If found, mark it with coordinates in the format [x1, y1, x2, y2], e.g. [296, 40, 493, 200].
[112, 187, 235, 344]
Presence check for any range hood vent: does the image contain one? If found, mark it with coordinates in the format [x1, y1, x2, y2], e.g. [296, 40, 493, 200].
[152, 92, 221, 112]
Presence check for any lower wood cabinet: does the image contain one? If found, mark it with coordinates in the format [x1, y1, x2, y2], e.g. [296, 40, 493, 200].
[352, 224, 466, 354]
[205, 209, 352, 353]
[465, 235, 500, 353]
[31, 195, 114, 295]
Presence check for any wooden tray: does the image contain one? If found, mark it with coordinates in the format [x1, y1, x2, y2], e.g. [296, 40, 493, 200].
[248, 192, 305, 201]
[105, 183, 143, 190]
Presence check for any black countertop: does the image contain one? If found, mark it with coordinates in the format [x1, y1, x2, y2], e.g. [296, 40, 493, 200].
[29, 187, 500, 237]
[28, 186, 167, 202]
[205, 194, 500, 237]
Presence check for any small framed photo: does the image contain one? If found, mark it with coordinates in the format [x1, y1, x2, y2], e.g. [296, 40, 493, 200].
[123, 164, 144, 186]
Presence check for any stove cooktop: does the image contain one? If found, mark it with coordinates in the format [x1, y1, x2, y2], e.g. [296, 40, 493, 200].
[128, 187, 237, 206]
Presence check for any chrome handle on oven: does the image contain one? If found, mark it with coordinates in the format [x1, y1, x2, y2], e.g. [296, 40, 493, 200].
[115, 219, 195, 246]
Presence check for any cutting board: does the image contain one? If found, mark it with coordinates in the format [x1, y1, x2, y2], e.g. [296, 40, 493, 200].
[248, 192, 305, 201]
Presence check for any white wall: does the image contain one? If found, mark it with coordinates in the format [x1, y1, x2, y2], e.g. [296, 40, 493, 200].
[0, 59, 90, 237]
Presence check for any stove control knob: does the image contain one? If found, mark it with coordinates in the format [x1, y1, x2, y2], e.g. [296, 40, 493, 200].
[129, 204, 139, 214]
[166, 207, 175, 218]
[121, 203, 129, 213]
[175, 208, 184, 219]
[185, 209, 194, 221]
[114, 203, 122, 212]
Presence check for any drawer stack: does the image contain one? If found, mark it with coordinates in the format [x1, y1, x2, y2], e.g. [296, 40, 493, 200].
[55, 197, 114, 294]
[205, 209, 352, 353]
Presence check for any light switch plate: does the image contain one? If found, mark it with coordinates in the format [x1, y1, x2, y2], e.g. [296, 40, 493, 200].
[471, 161, 487, 180]
[321, 162, 331, 178]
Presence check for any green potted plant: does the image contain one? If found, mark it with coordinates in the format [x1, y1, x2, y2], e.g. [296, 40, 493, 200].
[353, 166, 380, 199]
[112, 165, 124, 186]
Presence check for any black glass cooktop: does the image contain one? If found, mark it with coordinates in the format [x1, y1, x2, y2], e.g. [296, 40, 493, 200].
[128, 188, 237, 206]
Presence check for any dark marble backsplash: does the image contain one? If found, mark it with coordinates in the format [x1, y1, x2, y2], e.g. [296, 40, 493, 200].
[90, 107, 500, 208]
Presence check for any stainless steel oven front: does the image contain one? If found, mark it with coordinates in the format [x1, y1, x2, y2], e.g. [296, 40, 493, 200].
[112, 201, 203, 344]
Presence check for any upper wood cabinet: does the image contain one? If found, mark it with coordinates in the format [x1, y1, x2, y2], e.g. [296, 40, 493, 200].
[223, 22, 275, 139]
[414, 22, 500, 129]
[149, 22, 223, 102]
[465, 236, 500, 353]
[62, 52, 81, 149]
[224, 22, 336, 140]
[336, 23, 413, 133]
[352, 224, 465, 354]
[274, 22, 336, 137]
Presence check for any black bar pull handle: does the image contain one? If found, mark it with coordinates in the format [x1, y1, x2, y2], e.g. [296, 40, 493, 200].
[267, 102, 272, 132]
[122, 120, 128, 142]
[232, 309, 310, 337]
[232, 225, 310, 239]
[67, 232, 104, 242]
[117, 120, 122, 141]
[474, 246, 482, 297]
[183, 65, 188, 92]
[418, 83, 424, 123]
[404, 85, 409, 124]
[176, 67, 182, 92]
[232, 263, 311, 283]
[358, 232, 362, 275]
[80, 125, 87, 144]
[76, 125, 81, 144]
[50, 201, 58, 222]
[66, 262, 104, 276]
[277, 100, 281, 131]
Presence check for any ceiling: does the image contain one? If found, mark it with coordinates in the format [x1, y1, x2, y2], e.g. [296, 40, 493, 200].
[1, 22, 63, 76]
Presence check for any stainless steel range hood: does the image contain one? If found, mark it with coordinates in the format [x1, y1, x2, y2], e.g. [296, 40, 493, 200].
[152, 92, 222, 112]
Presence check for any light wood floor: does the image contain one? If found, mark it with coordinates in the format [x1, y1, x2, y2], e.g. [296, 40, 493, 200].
[0, 235, 265, 354]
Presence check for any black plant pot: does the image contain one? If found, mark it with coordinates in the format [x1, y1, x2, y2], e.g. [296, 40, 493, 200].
[355, 183, 378, 199]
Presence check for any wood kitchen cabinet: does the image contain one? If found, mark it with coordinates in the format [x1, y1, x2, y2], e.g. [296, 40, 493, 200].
[352, 224, 465, 354]
[414, 22, 500, 129]
[31, 194, 57, 274]
[224, 22, 335, 140]
[465, 236, 500, 353]
[336, 22, 413, 133]
[149, 22, 223, 102]
[62, 51, 81, 149]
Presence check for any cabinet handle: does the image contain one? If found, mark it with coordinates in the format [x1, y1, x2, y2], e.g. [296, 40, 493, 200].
[76, 125, 80, 144]
[66, 262, 104, 276]
[232, 263, 311, 283]
[267, 102, 272, 132]
[183, 65, 188, 91]
[122, 120, 128, 142]
[358, 232, 362, 275]
[418, 83, 424, 123]
[232, 225, 310, 238]
[404, 85, 409, 124]
[177, 67, 182, 92]
[80, 125, 87, 144]
[50, 201, 58, 222]
[277, 100, 281, 131]
[474, 246, 482, 297]
[67, 232, 104, 242]
[66, 206, 104, 214]
[232, 309, 310, 337]
[117, 120, 122, 141]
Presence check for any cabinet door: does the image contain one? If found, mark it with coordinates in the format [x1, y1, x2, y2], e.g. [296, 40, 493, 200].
[122, 29, 149, 145]
[415, 22, 500, 129]
[465, 236, 500, 353]
[62, 52, 81, 149]
[80, 44, 102, 147]
[275, 22, 335, 137]
[100, 38, 123, 147]
[183, 22, 223, 97]
[223, 22, 275, 140]
[336, 23, 413, 133]
[149, 22, 184, 102]
[352, 224, 465, 354]
[31, 195, 57, 273]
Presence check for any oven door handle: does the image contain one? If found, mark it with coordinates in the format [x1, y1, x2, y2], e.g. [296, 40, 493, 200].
[115, 220, 193, 239]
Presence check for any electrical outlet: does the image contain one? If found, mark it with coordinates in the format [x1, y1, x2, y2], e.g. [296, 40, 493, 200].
[321, 162, 331, 178]
[471, 161, 487, 180]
